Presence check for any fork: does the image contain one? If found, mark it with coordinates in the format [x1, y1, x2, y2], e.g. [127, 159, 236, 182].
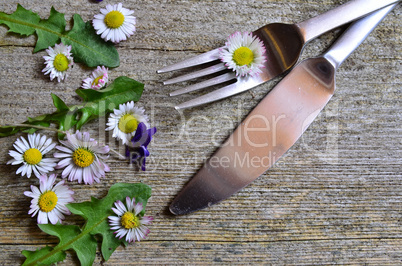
[157, 0, 400, 110]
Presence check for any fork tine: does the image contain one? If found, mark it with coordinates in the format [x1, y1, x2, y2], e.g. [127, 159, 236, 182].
[175, 77, 262, 110]
[169, 72, 236, 96]
[157, 48, 221, 73]
[163, 63, 227, 85]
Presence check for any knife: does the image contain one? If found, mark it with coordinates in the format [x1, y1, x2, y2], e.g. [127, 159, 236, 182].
[169, 4, 398, 215]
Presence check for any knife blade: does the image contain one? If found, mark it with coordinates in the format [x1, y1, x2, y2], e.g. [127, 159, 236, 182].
[169, 4, 398, 215]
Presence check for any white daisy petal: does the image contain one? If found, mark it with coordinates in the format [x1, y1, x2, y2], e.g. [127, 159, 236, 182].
[74, 167, 84, 183]
[219, 31, 267, 77]
[8, 133, 57, 178]
[116, 200, 127, 213]
[125, 196, 134, 211]
[8, 150, 23, 159]
[48, 211, 59, 224]
[57, 157, 73, 169]
[55, 130, 110, 185]
[32, 167, 41, 178]
[37, 211, 48, 224]
[24, 174, 74, 225]
[13, 142, 26, 154]
[81, 66, 109, 90]
[92, 4, 136, 43]
[108, 197, 153, 244]
[41, 142, 56, 155]
[8, 159, 19, 165]
[134, 202, 143, 216]
[106, 101, 149, 144]
[108, 216, 120, 223]
[42, 43, 74, 82]
[141, 216, 154, 225]
[68, 166, 78, 182]
[112, 207, 124, 217]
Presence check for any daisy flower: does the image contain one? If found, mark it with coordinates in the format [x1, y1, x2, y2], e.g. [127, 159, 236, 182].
[54, 131, 110, 185]
[92, 3, 136, 43]
[125, 122, 157, 171]
[219, 31, 266, 77]
[81, 66, 109, 90]
[108, 197, 153, 243]
[106, 101, 149, 145]
[7, 133, 58, 178]
[24, 173, 74, 224]
[42, 43, 74, 82]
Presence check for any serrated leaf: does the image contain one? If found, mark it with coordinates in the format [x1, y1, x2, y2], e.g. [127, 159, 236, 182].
[21, 246, 66, 266]
[38, 224, 97, 266]
[0, 5, 119, 67]
[62, 14, 120, 68]
[0, 76, 144, 138]
[0, 4, 39, 36]
[74, 76, 144, 129]
[68, 182, 152, 260]
[22, 183, 152, 265]
[34, 7, 66, 52]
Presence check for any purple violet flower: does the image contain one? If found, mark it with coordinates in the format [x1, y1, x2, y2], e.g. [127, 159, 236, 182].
[125, 122, 157, 171]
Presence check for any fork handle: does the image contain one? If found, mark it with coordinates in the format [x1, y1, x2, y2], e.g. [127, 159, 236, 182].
[323, 4, 397, 70]
[296, 0, 400, 43]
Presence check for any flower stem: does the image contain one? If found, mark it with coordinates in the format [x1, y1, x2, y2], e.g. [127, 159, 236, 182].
[5, 123, 65, 134]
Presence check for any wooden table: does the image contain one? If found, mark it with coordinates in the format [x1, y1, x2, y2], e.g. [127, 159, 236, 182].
[0, 0, 400, 264]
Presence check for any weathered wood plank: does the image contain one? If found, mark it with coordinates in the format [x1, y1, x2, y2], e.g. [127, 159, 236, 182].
[0, 0, 400, 265]
[3, 239, 402, 265]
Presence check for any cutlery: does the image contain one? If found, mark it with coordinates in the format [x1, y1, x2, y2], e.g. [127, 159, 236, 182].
[169, 4, 398, 215]
[157, 0, 400, 110]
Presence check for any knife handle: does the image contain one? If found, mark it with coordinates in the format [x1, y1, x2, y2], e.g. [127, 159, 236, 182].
[296, 0, 399, 43]
[323, 4, 397, 70]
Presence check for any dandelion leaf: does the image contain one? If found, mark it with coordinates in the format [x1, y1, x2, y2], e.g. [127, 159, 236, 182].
[22, 183, 152, 265]
[21, 246, 66, 266]
[34, 7, 66, 53]
[62, 14, 120, 68]
[0, 5, 119, 67]
[0, 76, 144, 138]
[74, 76, 144, 129]
[68, 182, 152, 260]
[0, 4, 40, 36]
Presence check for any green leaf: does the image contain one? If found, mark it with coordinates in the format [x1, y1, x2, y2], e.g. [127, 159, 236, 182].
[51, 93, 69, 112]
[0, 126, 20, 137]
[38, 224, 97, 266]
[68, 183, 152, 260]
[0, 4, 39, 36]
[0, 76, 144, 138]
[0, 5, 119, 67]
[62, 14, 120, 68]
[34, 7, 66, 53]
[21, 246, 66, 266]
[74, 76, 144, 129]
[22, 183, 152, 266]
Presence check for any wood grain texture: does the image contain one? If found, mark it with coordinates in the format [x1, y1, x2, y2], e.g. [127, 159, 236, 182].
[0, 0, 400, 265]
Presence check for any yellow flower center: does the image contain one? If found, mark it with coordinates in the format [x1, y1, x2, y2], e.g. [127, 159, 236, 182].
[23, 148, 42, 165]
[232, 47, 254, 66]
[92, 75, 104, 86]
[72, 148, 94, 168]
[104, 10, 125, 29]
[53, 54, 69, 72]
[118, 114, 139, 134]
[38, 191, 58, 213]
[121, 212, 140, 229]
